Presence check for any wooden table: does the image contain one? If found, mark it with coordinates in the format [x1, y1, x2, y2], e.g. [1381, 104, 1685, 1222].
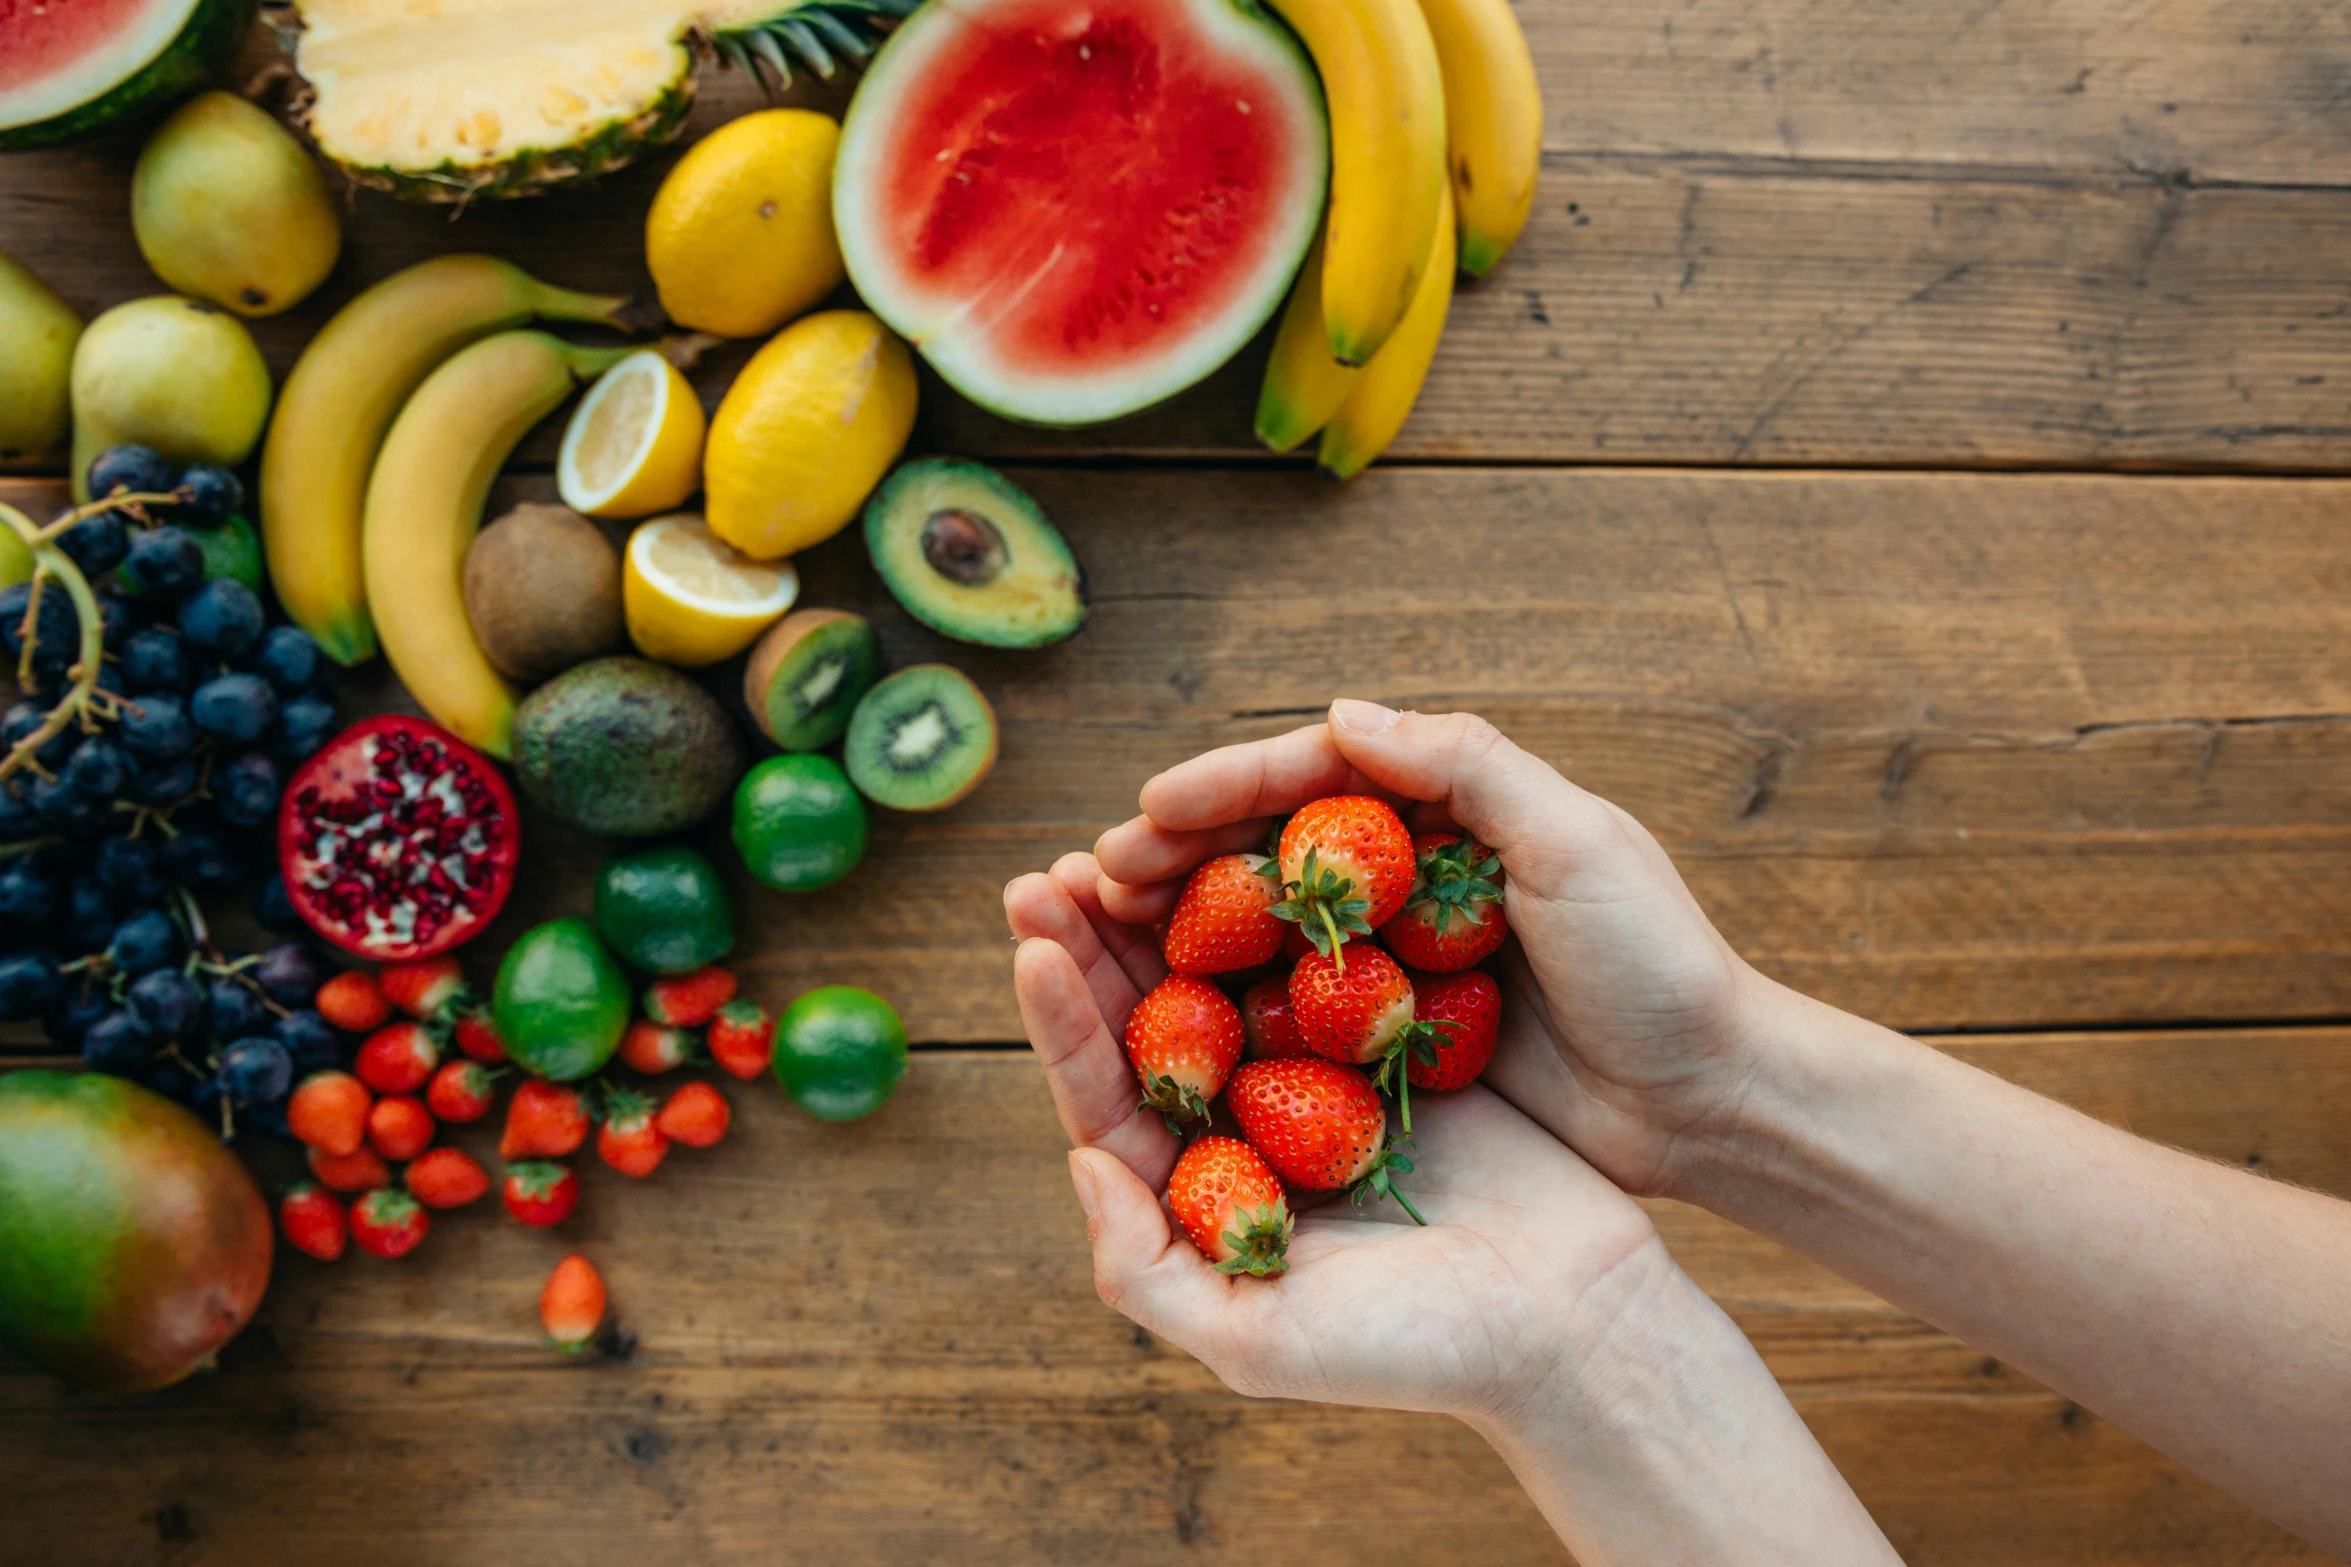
[6, 8, 2351, 1562]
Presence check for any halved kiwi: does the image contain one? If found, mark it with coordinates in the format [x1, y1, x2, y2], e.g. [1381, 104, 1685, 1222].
[744, 609, 883, 751]
[863, 459, 1085, 648]
[843, 664, 998, 811]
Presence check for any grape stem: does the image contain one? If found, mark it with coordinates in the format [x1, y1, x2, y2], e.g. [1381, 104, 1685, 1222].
[0, 501, 109, 786]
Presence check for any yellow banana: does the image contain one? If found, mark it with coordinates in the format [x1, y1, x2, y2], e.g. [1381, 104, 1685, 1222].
[1254, 233, 1360, 452]
[262, 255, 652, 667]
[1319, 184, 1455, 479]
[362, 331, 635, 759]
[1416, 0, 1542, 276]
[1265, 0, 1447, 365]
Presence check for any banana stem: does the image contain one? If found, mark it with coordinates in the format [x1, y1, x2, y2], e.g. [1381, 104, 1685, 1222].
[532, 281, 666, 337]
[0, 502, 107, 786]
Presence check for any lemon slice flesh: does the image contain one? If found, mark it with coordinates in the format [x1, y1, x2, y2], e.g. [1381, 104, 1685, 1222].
[559, 349, 706, 519]
[624, 513, 799, 667]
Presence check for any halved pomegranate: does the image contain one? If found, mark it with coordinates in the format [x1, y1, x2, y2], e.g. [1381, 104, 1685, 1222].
[278, 715, 520, 962]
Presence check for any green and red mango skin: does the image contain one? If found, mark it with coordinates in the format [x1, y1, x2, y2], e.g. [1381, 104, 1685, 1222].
[0, 1072, 272, 1391]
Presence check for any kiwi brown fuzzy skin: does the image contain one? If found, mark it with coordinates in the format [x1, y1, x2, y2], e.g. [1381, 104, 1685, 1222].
[844, 664, 998, 812]
[743, 608, 879, 751]
[464, 503, 626, 683]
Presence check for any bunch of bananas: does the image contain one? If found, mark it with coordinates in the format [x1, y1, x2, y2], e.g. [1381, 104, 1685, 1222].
[1255, 0, 1541, 478]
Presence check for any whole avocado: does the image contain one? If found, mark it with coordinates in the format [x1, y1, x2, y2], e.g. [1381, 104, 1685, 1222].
[0, 1071, 272, 1391]
[493, 918, 631, 1081]
[512, 656, 747, 836]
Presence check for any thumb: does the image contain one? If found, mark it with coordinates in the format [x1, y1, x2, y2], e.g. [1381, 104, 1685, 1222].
[1068, 1147, 1230, 1346]
[1325, 700, 1613, 866]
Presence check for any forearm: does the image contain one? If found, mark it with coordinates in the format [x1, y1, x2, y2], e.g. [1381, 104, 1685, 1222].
[1684, 980, 2351, 1553]
[1469, 1236, 1897, 1567]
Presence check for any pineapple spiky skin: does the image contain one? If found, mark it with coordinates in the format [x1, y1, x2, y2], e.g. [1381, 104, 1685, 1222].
[315, 78, 698, 205]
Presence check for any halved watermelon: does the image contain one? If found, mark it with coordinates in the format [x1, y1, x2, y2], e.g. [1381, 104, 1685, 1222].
[833, 0, 1327, 427]
[0, 0, 255, 151]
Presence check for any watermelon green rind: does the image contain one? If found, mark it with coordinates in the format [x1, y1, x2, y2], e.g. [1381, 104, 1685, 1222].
[0, 0, 258, 153]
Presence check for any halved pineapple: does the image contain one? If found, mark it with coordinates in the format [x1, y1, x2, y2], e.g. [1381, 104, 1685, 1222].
[282, 0, 915, 202]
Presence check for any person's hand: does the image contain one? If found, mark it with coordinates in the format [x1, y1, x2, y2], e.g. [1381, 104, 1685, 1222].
[1088, 701, 1772, 1199]
[1003, 853, 1670, 1422]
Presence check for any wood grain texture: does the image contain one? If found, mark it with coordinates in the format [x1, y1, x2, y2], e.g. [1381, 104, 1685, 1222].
[2, 1038, 2340, 1566]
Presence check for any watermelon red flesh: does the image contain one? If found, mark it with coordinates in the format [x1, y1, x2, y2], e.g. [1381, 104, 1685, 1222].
[0, 0, 159, 95]
[0, 0, 250, 151]
[835, 0, 1326, 427]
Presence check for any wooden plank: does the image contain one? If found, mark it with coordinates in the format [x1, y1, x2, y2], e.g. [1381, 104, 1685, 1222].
[3, 1035, 2342, 1564]
[13, 463, 2351, 1038]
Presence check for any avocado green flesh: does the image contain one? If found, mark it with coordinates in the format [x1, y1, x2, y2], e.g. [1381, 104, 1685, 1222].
[594, 845, 736, 974]
[864, 459, 1085, 649]
[0, 0, 256, 152]
[494, 918, 632, 1080]
[513, 656, 747, 837]
[763, 616, 881, 752]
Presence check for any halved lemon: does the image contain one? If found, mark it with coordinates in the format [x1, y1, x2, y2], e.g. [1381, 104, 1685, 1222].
[624, 513, 799, 666]
[558, 349, 706, 519]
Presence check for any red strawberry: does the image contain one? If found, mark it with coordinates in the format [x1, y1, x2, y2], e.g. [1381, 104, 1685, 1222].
[1166, 1136, 1292, 1276]
[307, 1142, 391, 1193]
[502, 1161, 579, 1227]
[379, 955, 468, 1021]
[1240, 974, 1311, 1060]
[1288, 945, 1416, 1068]
[287, 1070, 372, 1157]
[1280, 923, 1316, 962]
[1381, 832, 1507, 972]
[1162, 855, 1287, 976]
[452, 1011, 507, 1064]
[355, 1020, 439, 1095]
[405, 1146, 491, 1209]
[501, 1079, 589, 1160]
[1402, 969, 1501, 1092]
[597, 1087, 671, 1178]
[350, 1187, 430, 1258]
[706, 1000, 774, 1081]
[425, 1059, 498, 1123]
[1273, 795, 1414, 966]
[541, 1253, 606, 1352]
[655, 1080, 730, 1149]
[1226, 1058, 1423, 1223]
[1123, 974, 1244, 1126]
[644, 966, 738, 1027]
[618, 1018, 694, 1075]
[366, 1094, 436, 1162]
[315, 969, 391, 1032]
[279, 1183, 347, 1261]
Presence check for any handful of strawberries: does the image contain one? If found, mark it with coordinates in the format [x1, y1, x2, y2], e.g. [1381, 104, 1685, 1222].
[1131, 794, 1507, 1278]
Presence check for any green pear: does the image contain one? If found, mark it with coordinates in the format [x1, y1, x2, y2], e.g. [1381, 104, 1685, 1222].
[132, 91, 341, 318]
[0, 250, 81, 462]
[70, 295, 272, 500]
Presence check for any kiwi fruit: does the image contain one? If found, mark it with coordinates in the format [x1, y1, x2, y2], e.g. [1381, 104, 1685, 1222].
[843, 664, 998, 811]
[743, 609, 882, 752]
[464, 503, 626, 683]
[863, 459, 1085, 648]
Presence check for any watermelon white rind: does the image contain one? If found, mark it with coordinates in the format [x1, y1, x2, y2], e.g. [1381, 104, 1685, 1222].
[0, 0, 256, 152]
[833, 0, 1328, 428]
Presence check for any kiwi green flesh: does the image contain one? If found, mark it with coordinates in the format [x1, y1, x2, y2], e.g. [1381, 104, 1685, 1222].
[760, 614, 881, 752]
[844, 665, 998, 811]
[864, 458, 1085, 649]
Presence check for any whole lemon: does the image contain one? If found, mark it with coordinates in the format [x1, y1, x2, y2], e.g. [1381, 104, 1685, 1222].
[648, 109, 845, 339]
[132, 92, 342, 318]
[704, 310, 916, 560]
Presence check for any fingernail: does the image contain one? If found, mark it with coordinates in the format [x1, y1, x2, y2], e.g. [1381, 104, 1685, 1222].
[1067, 1151, 1101, 1221]
[1332, 698, 1400, 735]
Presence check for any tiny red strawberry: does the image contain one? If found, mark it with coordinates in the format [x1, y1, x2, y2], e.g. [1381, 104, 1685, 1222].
[307, 1142, 391, 1193]
[1226, 1058, 1422, 1223]
[644, 965, 738, 1027]
[655, 1080, 730, 1148]
[706, 999, 774, 1080]
[379, 955, 468, 1021]
[1380, 832, 1507, 972]
[314, 969, 391, 1032]
[1240, 974, 1311, 1060]
[1123, 974, 1244, 1126]
[541, 1253, 606, 1352]
[425, 1059, 498, 1123]
[366, 1094, 436, 1162]
[501, 1078, 589, 1160]
[355, 1020, 439, 1095]
[452, 1010, 507, 1063]
[350, 1187, 430, 1258]
[1288, 945, 1416, 1068]
[1273, 795, 1414, 967]
[279, 1183, 347, 1261]
[1166, 1136, 1292, 1276]
[1402, 969, 1501, 1092]
[287, 1070, 372, 1157]
[618, 1018, 694, 1075]
[502, 1160, 580, 1227]
[596, 1087, 670, 1178]
[1162, 855, 1286, 976]
[405, 1146, 491, 1208]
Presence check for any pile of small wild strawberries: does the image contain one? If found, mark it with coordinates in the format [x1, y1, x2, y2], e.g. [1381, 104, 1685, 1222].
[1128, 794, 1507, 1277]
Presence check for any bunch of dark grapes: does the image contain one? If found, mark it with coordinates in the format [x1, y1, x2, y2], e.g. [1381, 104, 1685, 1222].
[0, 444, 344, 1137]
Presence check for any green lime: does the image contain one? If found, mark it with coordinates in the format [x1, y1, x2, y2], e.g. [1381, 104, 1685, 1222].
[492, 918, 631, 1081]
[774, 986, 906, 1122]
[733, 753, 868, 892]
[594, 844, 735, 974]
[194, 514, 264, 591]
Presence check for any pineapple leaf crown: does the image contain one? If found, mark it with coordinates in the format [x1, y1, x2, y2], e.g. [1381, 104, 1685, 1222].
[706, 0, 923, 93]
[1405, 836, 1502, 933]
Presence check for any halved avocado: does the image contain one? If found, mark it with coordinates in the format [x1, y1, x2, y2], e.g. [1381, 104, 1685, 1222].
[863, 458, 1085, 648]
